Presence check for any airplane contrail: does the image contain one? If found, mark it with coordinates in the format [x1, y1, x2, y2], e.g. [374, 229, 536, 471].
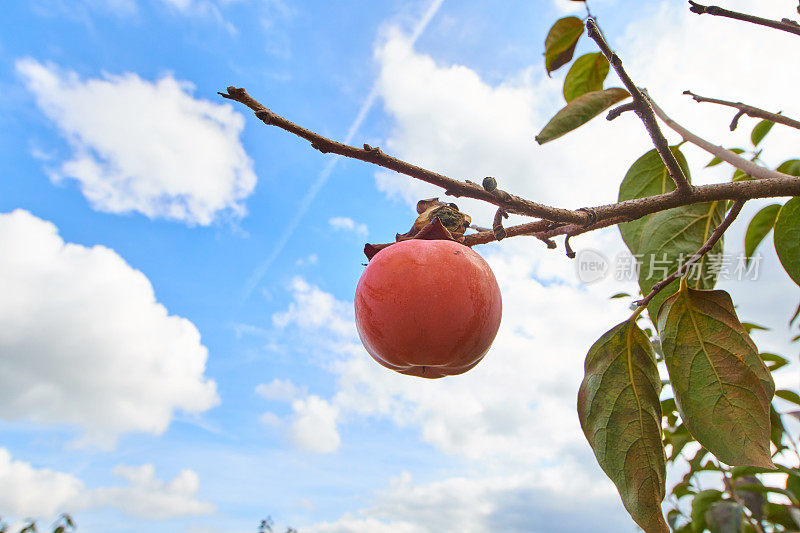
[240, 0, 446, 303]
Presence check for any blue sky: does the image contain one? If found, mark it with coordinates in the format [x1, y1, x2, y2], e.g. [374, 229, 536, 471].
[1, 0, 799, 531]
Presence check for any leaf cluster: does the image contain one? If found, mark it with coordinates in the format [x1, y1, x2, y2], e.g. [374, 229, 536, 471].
[536, 11, 800, 531]
[578, 116, 800, 532]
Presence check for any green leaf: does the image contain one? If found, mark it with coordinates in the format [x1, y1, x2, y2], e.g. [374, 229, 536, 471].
[563, 52, 609, 102]
[578, 320, 668, 533]
[618, 147, 689, 255]
[751, 119, 775, 147]
[744, 204, 781, 266]
[661, 397, 677, 418]
[609, 292, 630, 299]
[774, 197, 800, 287]
[705, 501, 743, 533]
[666, 509, 682, 529]
[671, 480, 696, 499]
[771, 403, 786, 450]
[740, 322, 769, 334]
[706, 148, 745, 167]
[665, 424, 693, 463]
[777, 159, 800, 176]
[535, 88, 630, 144]
[731, 465, 775, 478]
[790, 300, 800, 327]
[786, 471, 800, 500]
[764, 502, 800, 529]
[732, 169, 752, 182]
[639, 200, 727, 322]
[691, 489, 723, 532]
[776, 389, 800, 406]
[761, 352, 789, 372]
[544, 17, 584, 75]
[657, 283, 776, 468]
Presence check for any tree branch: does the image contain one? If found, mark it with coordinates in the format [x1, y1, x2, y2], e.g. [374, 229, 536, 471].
[585, 18, 693, 194]
[646, 93, 797, 181]
[683, 90, 800, 131]
[220, 86, 800, 248]
[219, 87, 587, 225]
[688, 1, 800, 37]
[634, 200, 744, 309]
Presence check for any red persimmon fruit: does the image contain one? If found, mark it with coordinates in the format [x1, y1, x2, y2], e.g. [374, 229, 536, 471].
[354, 239, 502, 378]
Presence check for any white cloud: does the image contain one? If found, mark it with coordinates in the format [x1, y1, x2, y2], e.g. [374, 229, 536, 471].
[16, 59, 256, 226]
[258, 411, 282, 427]
[93, 464, 215, 519]
[267, 263, 632, 468]
[328, 217, 369, 238]
[0, 210, 219, 446]
[0, 448, 213, 521]
[255, 378, 304, 402]
[304, 469, 629, 533]
[272, 277, 356, 342]
[0, 448, 86, 518]
[288, 395, 341, 454]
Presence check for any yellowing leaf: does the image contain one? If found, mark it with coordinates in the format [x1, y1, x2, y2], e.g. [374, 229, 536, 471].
[657, 283, 775, 468]
[578, 320, 668, 533]
[535, 88, 630, 144]
[563, 52, 609, 103]
[544, 17, 584, 75]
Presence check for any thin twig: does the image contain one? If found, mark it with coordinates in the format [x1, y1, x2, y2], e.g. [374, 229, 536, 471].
[585, 18, 693, 194]
[684, 90, 800, 131]
[647, 93, 797, 181]
[607, 102, 637, 121]
[634, 200, 744, 309]
[688, 1, 800, 38]
[220, 87, 800, 245]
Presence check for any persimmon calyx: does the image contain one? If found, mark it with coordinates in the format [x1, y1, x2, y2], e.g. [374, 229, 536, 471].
[364, 199, 473, 260]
